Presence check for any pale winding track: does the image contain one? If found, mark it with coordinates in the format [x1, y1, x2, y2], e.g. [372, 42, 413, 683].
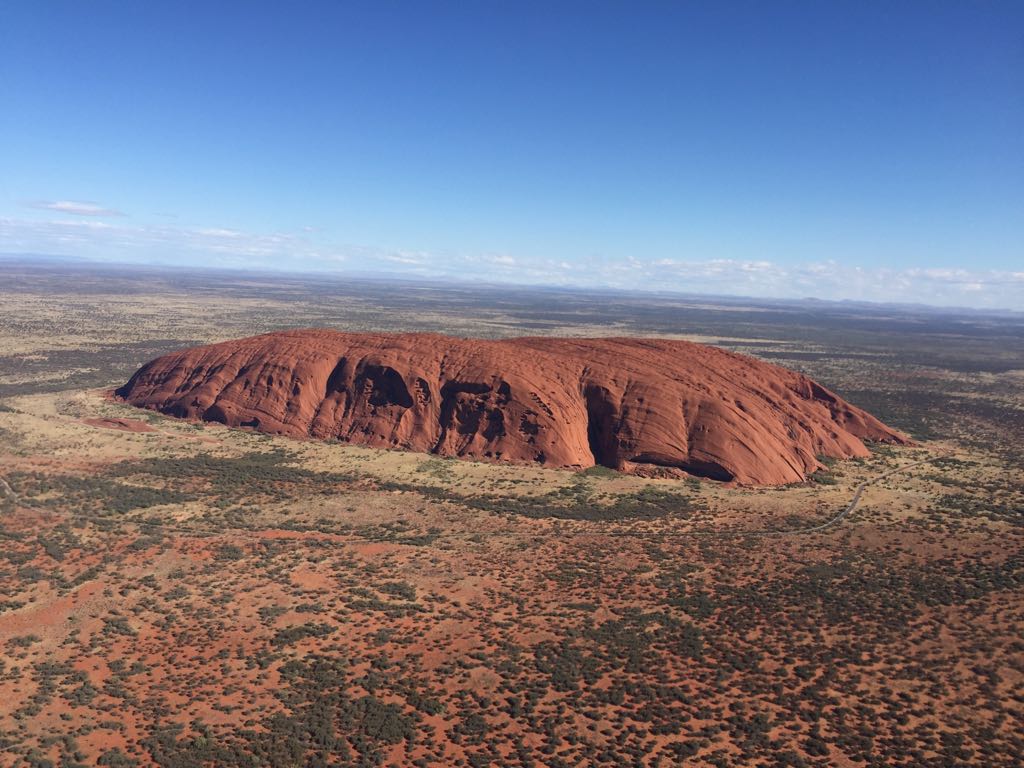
[749, 452, 943, 538]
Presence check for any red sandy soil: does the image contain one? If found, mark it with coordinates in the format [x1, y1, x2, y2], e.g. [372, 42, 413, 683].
[117, 330, 907, 485]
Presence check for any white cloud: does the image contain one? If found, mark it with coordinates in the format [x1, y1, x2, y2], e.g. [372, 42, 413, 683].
[383, 251, 430, 265]
[195, 227, 243, 238]
[0, 216, 349, 267]
[26, 200, 124, 217]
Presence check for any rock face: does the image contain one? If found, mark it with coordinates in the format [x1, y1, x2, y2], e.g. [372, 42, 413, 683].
[117, 330, 908, 485]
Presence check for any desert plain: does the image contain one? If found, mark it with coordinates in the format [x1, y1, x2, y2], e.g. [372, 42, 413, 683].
[0, 260, 1021, 767]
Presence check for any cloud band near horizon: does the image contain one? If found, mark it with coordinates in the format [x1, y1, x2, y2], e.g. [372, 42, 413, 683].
[1, 213, 1021, 311]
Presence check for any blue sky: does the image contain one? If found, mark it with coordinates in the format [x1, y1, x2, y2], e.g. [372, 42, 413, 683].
[1, 2, 1021, 307]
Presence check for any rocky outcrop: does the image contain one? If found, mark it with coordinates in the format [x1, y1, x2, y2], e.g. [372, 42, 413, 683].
[116, 330, 908, 485]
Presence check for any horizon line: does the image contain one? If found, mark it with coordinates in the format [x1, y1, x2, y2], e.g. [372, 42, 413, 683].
[2, 251, 1021, 317]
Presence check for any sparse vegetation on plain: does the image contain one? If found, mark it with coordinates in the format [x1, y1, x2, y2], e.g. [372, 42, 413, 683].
[0, 264, 1021, 767]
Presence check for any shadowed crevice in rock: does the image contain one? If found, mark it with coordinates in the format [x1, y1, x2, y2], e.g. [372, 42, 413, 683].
[358, 363, 415, 409]
[584, 383, 619, 469]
